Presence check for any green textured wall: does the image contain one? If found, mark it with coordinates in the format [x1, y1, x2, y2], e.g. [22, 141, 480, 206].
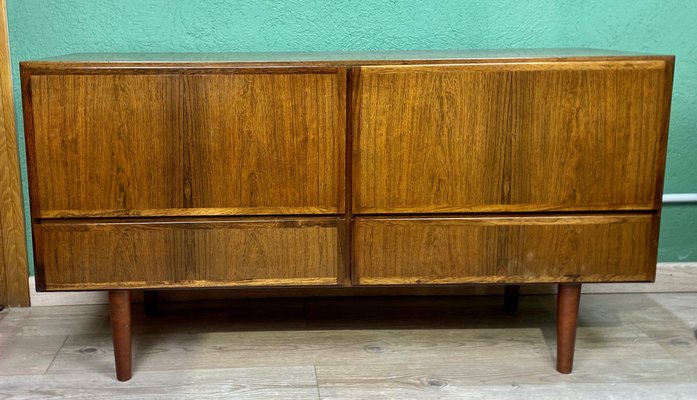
[6, 1, 697, 274]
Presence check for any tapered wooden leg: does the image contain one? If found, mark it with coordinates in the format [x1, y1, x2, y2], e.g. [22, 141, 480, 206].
[109, 290, 132, 381]
[557, 283, 581, 374]
[143, 290, 159, 317]
[503, 285, 520, 312]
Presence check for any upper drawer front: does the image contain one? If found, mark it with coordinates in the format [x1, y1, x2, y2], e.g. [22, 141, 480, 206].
[353, 61, 671, 214]
[27, 69, 345, 218]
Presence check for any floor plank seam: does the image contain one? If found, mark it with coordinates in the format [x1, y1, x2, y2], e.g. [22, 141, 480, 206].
[43, 335, 69, 375]
[314, 365, 322, 400]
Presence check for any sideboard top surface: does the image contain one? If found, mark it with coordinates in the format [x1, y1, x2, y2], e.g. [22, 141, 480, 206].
[21, 48, 673, 70]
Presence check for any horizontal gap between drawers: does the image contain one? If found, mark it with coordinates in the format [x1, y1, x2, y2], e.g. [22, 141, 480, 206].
[36, 214, 344, 225]
[36, 209, 658, 224]
[352, 210, 658, 219]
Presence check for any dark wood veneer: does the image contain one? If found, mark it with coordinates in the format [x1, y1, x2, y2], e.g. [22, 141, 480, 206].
[353, 214, 656, 285]
[38, 217, 343, 290]
[26, 70, 345, 218]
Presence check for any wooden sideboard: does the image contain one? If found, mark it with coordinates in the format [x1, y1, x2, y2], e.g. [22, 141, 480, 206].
[20, 49, 674, 381]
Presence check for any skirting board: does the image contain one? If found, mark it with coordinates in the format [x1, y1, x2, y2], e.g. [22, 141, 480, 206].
[27, 262, 697, 307]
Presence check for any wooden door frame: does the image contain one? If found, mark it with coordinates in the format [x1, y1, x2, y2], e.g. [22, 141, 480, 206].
[0, 0, 30, 307]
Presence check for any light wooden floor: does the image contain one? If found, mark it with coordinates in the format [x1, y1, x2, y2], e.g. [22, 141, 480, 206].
[1, 292, 697, 399]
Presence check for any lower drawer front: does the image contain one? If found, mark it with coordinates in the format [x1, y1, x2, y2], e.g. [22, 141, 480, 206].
[38, 218, 343, 290]
[354, 214, 656, 285]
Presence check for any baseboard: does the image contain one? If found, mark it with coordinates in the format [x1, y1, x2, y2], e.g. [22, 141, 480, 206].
[28, 262, 697, 307]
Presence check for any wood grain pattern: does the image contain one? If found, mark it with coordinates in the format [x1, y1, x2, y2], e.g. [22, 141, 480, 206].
[38, 218, 343, 290]
[25, 69, 345, 218]
[652, 60, 675, 210]
[28, 74, 183, 217]
[183, 72, 345, 213]
[0, 0, 29, 306]
[0, 226, 6, 304]
[353, 61, 671, 213]
[0, 0, 7, 307]
[354, 214, 656, 284]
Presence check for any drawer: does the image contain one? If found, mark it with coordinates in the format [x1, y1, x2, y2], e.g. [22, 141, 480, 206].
[353, 62, 671, 213]
[353, 214, 657, 285]
[36, 218, 344, 290]
[26, 69, 345, 218]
